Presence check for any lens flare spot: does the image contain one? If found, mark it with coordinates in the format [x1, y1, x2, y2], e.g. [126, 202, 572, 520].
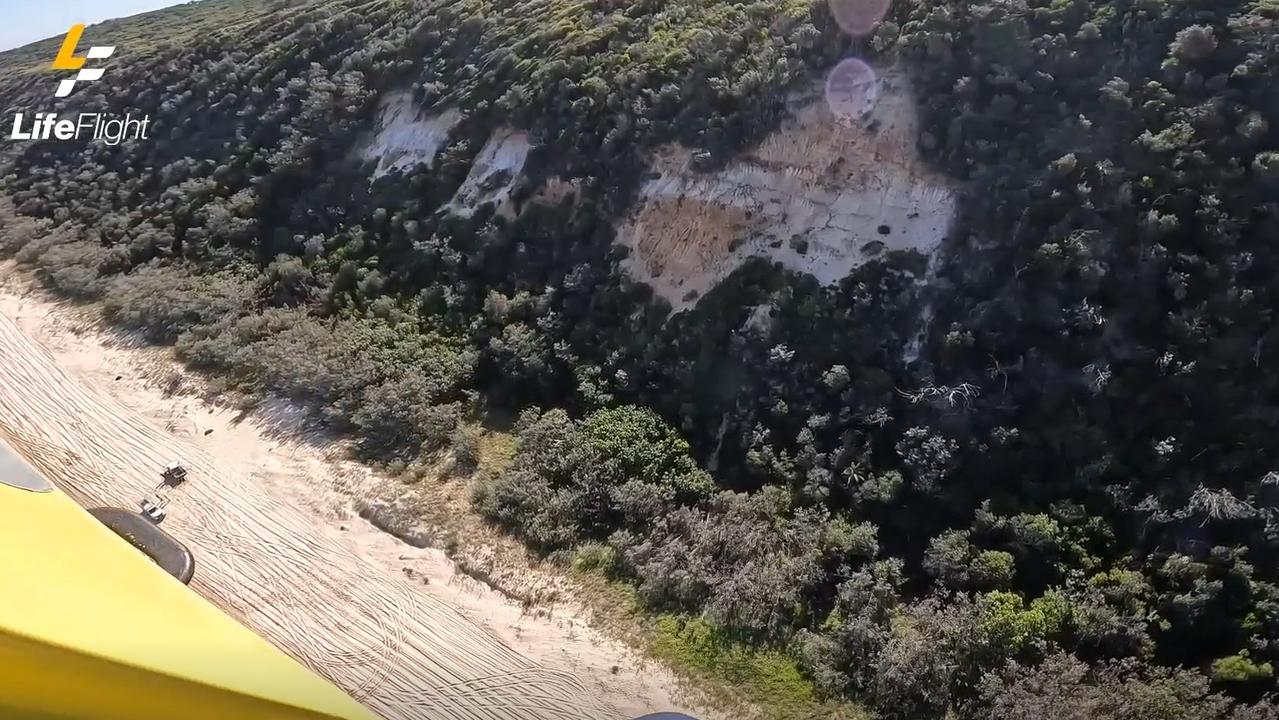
[825, 58, 879, 125]
[828, 0, 891, 36]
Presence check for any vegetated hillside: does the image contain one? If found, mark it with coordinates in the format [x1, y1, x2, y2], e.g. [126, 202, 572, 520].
[1, 0, 1278, 717]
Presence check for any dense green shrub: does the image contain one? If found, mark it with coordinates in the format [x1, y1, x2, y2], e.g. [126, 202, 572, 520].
[980, 653, 1242, 720]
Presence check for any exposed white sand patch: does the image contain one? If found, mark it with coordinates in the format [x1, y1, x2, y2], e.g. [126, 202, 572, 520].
[360, 90, 461, 179]
[450, 128, 531, 218]
[616, 67, 956, 311]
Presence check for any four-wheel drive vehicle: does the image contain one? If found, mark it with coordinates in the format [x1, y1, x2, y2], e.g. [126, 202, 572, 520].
[160, 460, 187, 487]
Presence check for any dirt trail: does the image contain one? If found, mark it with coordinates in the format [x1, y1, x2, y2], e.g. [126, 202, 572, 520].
[0, 265, 698, 720]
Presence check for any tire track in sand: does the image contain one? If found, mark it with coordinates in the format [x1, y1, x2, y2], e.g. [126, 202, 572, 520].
[0, 309, 624, 720]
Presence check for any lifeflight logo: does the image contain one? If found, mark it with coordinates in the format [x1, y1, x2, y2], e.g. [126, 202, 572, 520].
[51, 24, 115, 97]
[8, 24, 150, 146]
